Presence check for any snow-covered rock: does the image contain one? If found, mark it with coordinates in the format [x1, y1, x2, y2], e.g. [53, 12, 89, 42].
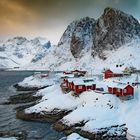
[58, 17, 95, 58]
[92, 7, 140, 59]
[60, 133, 89, 140]
[17, 74, 55, 89]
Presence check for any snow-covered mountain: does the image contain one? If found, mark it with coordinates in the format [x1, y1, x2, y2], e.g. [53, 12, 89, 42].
[58, 17, 95, 58]
[0, 37, 51, 69]
[30, 7, 140, 72]
[1, 7, 140, 72]
[92, 7, 140, 59]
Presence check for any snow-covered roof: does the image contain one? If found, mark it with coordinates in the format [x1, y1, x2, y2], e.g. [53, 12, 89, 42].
[68, 78, 78, 82]
[61, 74, 75, 78]
[84, 82, 95, 86]
[107, 82, 131, 89]
[73, 79, 85, 85]
[69, 78, 95, 86]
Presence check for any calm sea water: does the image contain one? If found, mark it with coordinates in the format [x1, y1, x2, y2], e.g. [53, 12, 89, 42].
[0, 71, 64, 140]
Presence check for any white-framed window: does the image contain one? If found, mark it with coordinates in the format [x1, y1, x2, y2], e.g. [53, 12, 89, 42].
[123, 89, 127, 93]
[78, 86, 83, 89]
[117, 88, 121, 92]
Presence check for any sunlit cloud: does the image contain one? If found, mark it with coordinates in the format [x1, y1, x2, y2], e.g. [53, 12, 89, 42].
[0, 0, 140, 44]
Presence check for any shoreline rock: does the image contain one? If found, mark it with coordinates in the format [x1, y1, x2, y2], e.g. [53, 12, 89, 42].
[53, 120, 127, 140]
[0, 131, 27, 140]
[14, 84, 49, 91]
[2, 91, 42, 105]
[16, 109, 72, 123]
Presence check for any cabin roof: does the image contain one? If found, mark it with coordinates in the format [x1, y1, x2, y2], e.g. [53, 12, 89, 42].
[61, 74, 74, 78]
[73, 79, 85, 85]
[108, 82, 132, 89]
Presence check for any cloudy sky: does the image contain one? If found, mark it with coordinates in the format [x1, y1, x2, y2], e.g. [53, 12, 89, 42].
[0, 0, 140, 44]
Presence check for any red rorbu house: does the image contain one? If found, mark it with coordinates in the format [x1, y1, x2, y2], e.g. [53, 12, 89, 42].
[63, 71, 73, 75]
[104, 69, 123, 79]
[85, 83, 96, 91]
[108, 84, 134, 97]
[71, 70, 87, 77]
[61, 78, 96, 94]
[62, 78, 69, 88]
[83, 79, 96, 91]
[72, 79, 96, 94]
[67, 79, 75, 91]
[73, 80, 86, 94]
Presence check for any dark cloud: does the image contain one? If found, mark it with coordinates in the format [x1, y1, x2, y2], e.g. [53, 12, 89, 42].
[0, 0, 140, 43]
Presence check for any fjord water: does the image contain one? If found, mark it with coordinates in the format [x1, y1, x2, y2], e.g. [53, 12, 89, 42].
[0, 71, 64, 140]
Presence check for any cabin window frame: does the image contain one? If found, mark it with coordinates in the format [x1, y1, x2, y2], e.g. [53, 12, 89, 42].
[123, 89, 127, 93]
[78, 85, 83, 89]
[117, 88, 121, 92]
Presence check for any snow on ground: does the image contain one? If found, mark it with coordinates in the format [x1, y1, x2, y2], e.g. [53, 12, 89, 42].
[60, 133, 89, 140]
[0, 138, 17, 140]
[23, 73, 140, 137]
[18, 75, 55, 88]
[25, 84, 86, 113]
[14, 38, 139, 72]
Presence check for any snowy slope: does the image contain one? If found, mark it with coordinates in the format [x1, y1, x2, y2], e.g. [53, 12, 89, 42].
[60, 133, 89, 140]
[27, 8, 140, 72]
[23, 75, 140, 137]
[0, 37, 51, 69]
[29, 39, 140, 74]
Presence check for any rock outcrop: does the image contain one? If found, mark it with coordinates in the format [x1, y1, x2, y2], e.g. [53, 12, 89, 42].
[58, 17, 96, 58]
[92, 7, 140, 59]
[58, 7, 140, 60]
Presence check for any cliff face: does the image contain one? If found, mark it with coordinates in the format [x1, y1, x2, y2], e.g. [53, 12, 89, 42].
[58, 17, 96, 58]
[58, 8, 140, 60]
[92, 7, 140, 59]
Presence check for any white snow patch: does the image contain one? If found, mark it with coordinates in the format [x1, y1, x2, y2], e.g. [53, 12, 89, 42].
[61, 133, 89, 140]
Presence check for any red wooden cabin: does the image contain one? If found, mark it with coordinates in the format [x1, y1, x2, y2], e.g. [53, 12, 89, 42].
[85, 83, 96, 91]
[72, 70, 87, 77]
[72, 70, 86, 74]
[63, 71, 73, 75]
[104, 69, 123, 79]
[68, 81, 74, 91]
[61, 78, 96, 94]
[104, 69, 114, 79]
[108, 84, 134, 97]
[73, 80, 86, 94]
[73, 79, 96, 94]
[74, 84, 86, 94]
[63, 78, 69, 87]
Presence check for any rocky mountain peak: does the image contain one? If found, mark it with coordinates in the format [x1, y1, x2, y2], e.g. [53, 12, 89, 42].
[92, 7, 140, 59]
[58, 17, 96, 58]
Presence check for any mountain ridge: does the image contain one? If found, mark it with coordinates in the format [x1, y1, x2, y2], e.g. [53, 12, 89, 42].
[0, 36, 51, 68]
[1, 7, 140, 71]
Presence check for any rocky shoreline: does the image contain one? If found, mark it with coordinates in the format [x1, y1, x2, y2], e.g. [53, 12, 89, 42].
[14, 84, 48, 91]
[54, 121, 127, 140]
[0, 131, 27, 140]
[2, 91, 42, 105]
[16, 109, 72, 123]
